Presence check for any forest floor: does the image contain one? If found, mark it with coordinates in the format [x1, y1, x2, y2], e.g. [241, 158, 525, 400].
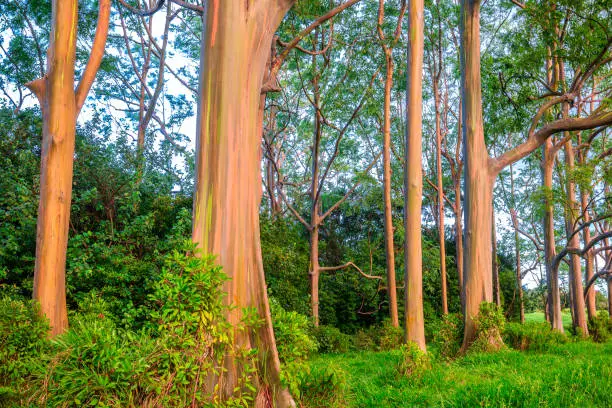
[305, 313, 610, 408]
[307, 341, 611, 407]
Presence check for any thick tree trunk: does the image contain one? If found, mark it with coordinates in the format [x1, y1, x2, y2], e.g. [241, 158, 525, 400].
[434, 79, 448, 315]
[563, 137, 589, 336]
[382, 58, 400, 327]
[542, 142, 564, 332]
[191, 1, 295, 406]
[459, 0, 502, 350]
[403, 0, 426, 351]
[492, 212, 501, 307]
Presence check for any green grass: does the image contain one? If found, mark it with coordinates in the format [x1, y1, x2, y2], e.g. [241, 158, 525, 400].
[305, 340, 612, 407]
[524, 310, 573, 330]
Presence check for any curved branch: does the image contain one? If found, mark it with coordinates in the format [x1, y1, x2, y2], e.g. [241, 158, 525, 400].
[320, 261, 383, 280]
[76, 0, 111, 113]
[117, 0, 165, 16]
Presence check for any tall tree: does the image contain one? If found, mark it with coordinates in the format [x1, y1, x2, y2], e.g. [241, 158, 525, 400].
[27, 0, 111, 336]
[377, 0, 406, 327]
[190, 1, 296, 405]
[459, 0, 612, 349]
[404, 0, 426, 351]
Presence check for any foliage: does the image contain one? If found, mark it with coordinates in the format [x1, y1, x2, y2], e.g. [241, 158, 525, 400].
[588, 311, 612, 343]
[432, 312, 464, 359]
[0, 295, 50, 405]
[269, 298, 318, 399]
[397, 342, 431, 379]
[354, 319, 403, 351]
[469, 302, 506, 353]
[311, 325, 354, 353]
[4, 247, 259, 407]
[298, 363, 348, 408]
[503, 322, 567, 351]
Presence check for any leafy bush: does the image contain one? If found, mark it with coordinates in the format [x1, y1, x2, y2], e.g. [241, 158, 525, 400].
[432, 313, 464, 359]
[503, 322, 567, 351]
[397, 342, 431, 379]
[0, 295, 50, 405]
[588, 311, 611, 343]
[312, 325, 353, 353]
[270, 298, 318, 398]
[469, 302, 506, 353]
[298, 363, 348, 408]
[23, 244, 259, 407]
[354, 319, 403, 351]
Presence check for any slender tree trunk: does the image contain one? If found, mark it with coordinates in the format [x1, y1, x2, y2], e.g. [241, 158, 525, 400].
[508, 165, 524, 322]
[563, 136, 589, 335]
[459, 0, 501, 350]
[191, 2, 295, 405]
[579, 177, 596, 320]
[542, 142, 564, 332]
[608, 277, 612, 318]
[404, 0, 426, 351]
[382, 57, 400, 327]
[434, 77, 448, 315]
[492, 211, 501, 307]
[454, 178, 464, 307]
[27, 0, 110, 337]
[310, 223, 321, 327]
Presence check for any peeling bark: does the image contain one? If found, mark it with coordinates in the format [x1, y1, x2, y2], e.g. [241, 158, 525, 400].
[191, 1, 296, 406]
[404, 0, 426, 351]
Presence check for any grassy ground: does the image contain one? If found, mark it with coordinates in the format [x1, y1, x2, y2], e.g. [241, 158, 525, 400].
[524, 310, 573, 330]
[305, 340, 612, 407]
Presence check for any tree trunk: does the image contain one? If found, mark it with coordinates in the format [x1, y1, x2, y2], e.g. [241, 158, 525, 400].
[492, 211, 501, 307]
[454, 180, 464, 307]
[563, 137, 588, 336]
[510, 210, 525, 323]
[28, 0, 109, 337]
[608, 277, 612, 318]
[580, 182, 597, 320]
[459, 0, 502, 351]
[310, 223, 321, 327]
[434, 76, 448, 315]
[191, 1, 295, 405]
[382, 56, 400, 327]
[403, 0, 426, 351]
[542, 142, 564, 332]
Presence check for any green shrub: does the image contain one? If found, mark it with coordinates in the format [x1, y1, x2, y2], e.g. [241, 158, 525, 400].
[588, 311, 611, 343]
[270, 298, 318, 398]
[354, 319, 403, 351]
[355, 328, 376, 350]
[376, 319, 404, 351]
[298, 363, 348, 408]
[312, 325, 353, 353]
[0, 296, 50, 405]
[397, 342, 431, 379]
[25, 244, 259, 407]
[503, 321, 567, 351]
[469, 302, 506, 353]
[432, 312, 464, 359]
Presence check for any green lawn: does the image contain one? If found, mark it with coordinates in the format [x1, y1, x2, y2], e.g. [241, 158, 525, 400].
[524, 310, 573, 330]
[305, 341, 612, 407]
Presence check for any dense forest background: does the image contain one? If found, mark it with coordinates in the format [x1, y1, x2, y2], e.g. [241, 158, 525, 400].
[1, 0, 611, 407]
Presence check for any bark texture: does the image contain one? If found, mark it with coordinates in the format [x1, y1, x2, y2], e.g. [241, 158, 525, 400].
[404, 0, 426, 351]
[191, 1, 295, 406]
[28, 0, 110, 337]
